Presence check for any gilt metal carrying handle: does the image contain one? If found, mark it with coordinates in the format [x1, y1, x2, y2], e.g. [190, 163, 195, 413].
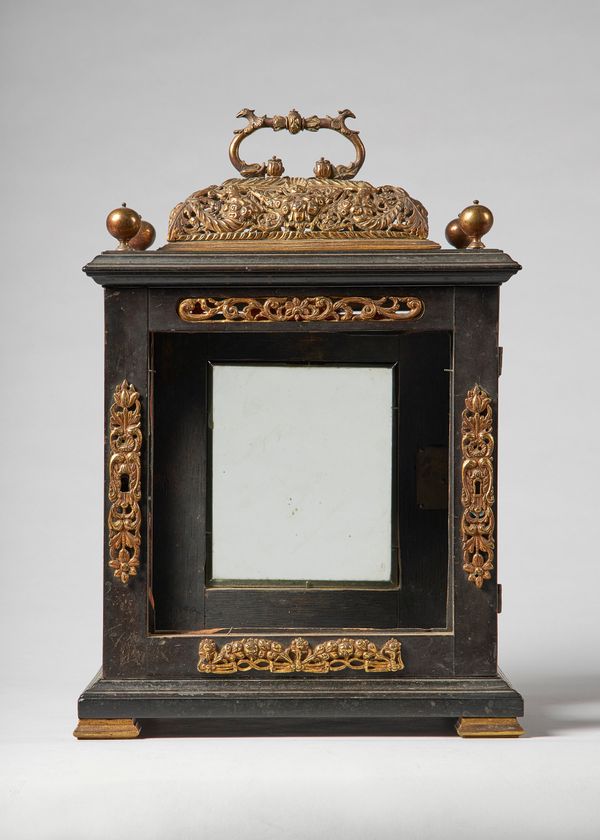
[229, 108, 366, 179]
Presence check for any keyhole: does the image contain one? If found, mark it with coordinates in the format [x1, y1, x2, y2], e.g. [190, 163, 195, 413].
[474, 479, 482, 495]
[120, 473, 130, 492]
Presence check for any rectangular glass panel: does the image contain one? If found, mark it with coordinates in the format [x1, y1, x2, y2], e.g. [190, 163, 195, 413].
[210, 364, 394, 583]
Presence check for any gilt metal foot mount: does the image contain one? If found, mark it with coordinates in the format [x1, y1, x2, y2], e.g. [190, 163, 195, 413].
[455, 716, 525, 738]
[73, 718, 141, 740]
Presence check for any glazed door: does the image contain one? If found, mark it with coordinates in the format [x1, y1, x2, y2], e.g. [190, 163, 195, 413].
[150, 330, 451, 633]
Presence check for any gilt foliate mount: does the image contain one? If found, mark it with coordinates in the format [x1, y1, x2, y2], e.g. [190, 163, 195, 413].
[167, 177, 430, 245]
[177, 295, 424, 323]
[198, 637, 405, 674]
[108, 380, 142, 584]
[461, 385, 495, 589]
[166, 109, 438, 250]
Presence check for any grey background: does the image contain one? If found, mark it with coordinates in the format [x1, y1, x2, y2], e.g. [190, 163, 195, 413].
[1, 1, 599, 837]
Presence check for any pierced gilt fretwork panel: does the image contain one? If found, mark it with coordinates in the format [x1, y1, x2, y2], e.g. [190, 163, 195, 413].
[168, 177, 429, 243]
[178, 295, 424, 323]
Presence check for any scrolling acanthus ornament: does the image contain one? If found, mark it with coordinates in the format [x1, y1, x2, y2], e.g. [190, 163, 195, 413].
[461, 385, 495, 588]
[178, 295, 424, 323]
[198, 637, 404, 674]
[108, 380, 142, 584]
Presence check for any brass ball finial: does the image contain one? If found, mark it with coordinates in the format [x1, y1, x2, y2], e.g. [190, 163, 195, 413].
[445, 217, 472, 249]
[106, 203, 142, 250]
[458, 200, 494, 249]
[129, 219, 156, 251]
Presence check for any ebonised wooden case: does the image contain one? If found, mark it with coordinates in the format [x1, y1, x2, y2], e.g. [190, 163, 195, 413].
[75, 248, 524, 739]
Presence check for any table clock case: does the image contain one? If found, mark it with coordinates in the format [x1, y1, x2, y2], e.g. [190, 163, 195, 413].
[75, 110, 523, 739]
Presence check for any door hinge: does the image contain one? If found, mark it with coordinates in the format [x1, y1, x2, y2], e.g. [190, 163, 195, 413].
[497, 583, 503, 614]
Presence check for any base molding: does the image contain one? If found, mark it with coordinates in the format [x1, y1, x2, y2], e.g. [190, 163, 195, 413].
[76, 668, 523, 738]
[73, 718, 141, 740]
[455, 716, 525, 738]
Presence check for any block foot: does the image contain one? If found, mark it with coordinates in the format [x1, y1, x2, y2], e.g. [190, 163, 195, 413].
[73, 718, 141, 739]
[455, 716, 525, 738]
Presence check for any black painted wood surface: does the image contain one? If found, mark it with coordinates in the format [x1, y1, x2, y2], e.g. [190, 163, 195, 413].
[79, 670, 523, 721]
[84, 248, 521, 286]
